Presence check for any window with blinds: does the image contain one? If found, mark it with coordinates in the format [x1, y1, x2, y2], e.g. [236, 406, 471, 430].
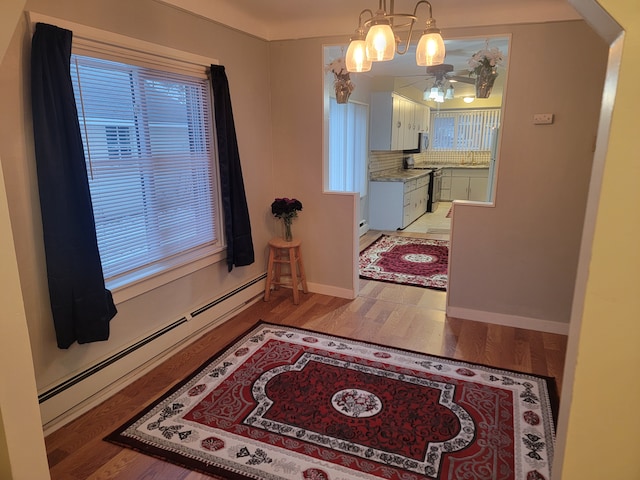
[327, 98, 368, 197]
[430, 109, 501, 151]
[70, 54, 219, 284]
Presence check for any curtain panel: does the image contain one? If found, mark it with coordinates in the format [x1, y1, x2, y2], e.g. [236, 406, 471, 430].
[209, 65, 255, 272]
[31, 23, 117, 349]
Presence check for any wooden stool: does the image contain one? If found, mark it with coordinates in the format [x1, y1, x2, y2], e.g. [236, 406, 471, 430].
[264, 237, 308, 304]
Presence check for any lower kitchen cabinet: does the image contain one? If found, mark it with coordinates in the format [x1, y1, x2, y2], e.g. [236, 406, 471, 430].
[441, 168, 489, 201]
[369, 174, 430, 230]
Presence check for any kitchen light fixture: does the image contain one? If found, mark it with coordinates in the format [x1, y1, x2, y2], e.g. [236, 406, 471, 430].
[345, 0, 445, 73]
[463, 96, 475, 103]
[445, 85, 454, 100]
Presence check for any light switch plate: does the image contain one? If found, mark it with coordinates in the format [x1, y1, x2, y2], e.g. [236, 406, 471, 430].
[533, 113, 554, 125]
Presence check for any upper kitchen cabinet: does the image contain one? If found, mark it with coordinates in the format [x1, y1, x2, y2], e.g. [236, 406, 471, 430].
[370, 92, 429, 151]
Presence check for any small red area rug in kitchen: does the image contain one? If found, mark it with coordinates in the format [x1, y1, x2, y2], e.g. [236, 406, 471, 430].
[359, 235, 449, 290]
[105, 322, 558, 480]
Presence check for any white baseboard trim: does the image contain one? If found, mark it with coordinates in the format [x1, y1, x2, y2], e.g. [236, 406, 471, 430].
[307, 282, 356, 300]
[41, 277, 265, 435]
[446, 306, 570, 335]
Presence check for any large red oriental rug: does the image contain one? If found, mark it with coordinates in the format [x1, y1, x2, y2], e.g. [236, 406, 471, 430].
[106, 322, 558, 480]
[359, 235, 449, 290]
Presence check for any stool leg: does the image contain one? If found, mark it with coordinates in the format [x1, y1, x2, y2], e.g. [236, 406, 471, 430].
[264, 247, 275, 301]
[289, 246, 299, 304]
[274, 249, 282, 291]
[296, 245, 308, 293]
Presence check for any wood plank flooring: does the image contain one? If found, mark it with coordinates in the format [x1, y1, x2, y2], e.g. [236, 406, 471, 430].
[45, 230, 567, 479]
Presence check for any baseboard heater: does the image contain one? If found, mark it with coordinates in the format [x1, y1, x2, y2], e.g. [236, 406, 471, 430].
[37, 274, 266, 404]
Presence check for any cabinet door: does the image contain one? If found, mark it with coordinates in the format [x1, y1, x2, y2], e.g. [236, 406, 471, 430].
[415, 103, 430, 132]
[422, 104, 431, 133]
[417, 185, 428, 216]
[402, 99, 416, 149]
[390, 95, 402, 150]
[468, 177, 489, 201]
[450, 177, 470, 200]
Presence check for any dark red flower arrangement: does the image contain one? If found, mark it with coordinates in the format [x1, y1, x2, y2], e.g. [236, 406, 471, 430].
[271, 198, 303, 220]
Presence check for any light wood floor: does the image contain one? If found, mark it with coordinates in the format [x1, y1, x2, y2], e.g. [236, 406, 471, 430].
[45, 232, 567, 479]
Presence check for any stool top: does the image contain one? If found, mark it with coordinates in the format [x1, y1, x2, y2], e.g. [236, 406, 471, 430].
[269, 237, 301, 248]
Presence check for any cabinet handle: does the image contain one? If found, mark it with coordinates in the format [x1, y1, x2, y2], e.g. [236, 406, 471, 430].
[397, 121, 402, 128]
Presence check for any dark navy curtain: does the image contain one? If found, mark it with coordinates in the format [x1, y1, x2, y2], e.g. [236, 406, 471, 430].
[31, 23, 117, 349]
[210, 65, 255, 272]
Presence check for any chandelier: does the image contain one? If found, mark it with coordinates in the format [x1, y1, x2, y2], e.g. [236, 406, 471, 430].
[345, 0, 446, 73]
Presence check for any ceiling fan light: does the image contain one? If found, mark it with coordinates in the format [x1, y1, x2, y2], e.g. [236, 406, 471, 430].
[428, 87, 439, 100]
[416, 20, 445, 66]
[346, 39, 372, 72]
[365, 21, 395, 62]
[445, 86, 454, 100]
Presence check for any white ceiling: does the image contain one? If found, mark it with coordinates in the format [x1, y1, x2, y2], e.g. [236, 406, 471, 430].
[155, 0, 581, 101]
[155, 0, 582, 41]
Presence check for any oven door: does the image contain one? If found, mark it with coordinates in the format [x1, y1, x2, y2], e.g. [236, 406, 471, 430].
[428, 169, 442, 212]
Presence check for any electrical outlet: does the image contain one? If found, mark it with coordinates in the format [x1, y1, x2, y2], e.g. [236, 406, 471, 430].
[533, 113, 554, 125]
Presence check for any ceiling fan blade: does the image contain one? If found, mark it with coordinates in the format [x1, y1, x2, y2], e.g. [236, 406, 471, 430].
[449, 75, 475, 85]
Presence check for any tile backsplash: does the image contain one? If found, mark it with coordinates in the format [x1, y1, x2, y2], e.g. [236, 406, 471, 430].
[369, 150, 490, 178]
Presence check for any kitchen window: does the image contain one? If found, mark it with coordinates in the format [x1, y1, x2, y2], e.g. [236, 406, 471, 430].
[70, 53, 222, 295]
[430, 109, 500, 151]
[327, 98, 368, 196]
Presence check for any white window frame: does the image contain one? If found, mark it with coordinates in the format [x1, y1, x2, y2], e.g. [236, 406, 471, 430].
[28, 12, 225, 304]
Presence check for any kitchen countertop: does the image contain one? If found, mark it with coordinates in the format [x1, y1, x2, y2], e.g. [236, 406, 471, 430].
[370, 170, 432, 182]
[416, 163, 490, 169]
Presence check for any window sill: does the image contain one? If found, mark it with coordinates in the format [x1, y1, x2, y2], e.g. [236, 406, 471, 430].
[108, 246, 226, 304]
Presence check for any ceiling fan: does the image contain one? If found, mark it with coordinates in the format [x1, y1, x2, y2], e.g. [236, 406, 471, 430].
[424, 64, 474, 86]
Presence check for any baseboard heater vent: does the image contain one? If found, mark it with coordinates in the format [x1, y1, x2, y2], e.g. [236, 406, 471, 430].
[190, 273, 266, 318]
[38, 274, 266, 404]
[38, 318, 187, 404]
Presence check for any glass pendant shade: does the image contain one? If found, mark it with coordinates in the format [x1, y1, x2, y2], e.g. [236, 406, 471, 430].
[416, 31, 445, 66]
[445, 86, 454, 99]
[428, 87, 439, 100]
[365, 23, 395, 62]
[345, 39, 372, 72]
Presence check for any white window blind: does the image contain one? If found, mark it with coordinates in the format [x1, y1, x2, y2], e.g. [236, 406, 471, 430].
[431, 109, 500, 151]
[328, 98, 368, 197]
[70, 54, 219, 282]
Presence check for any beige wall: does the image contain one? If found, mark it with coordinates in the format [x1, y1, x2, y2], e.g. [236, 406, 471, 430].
[447, 21, 607, 325]
[269, 37, 358, 294]
[558, 0, 640, 477]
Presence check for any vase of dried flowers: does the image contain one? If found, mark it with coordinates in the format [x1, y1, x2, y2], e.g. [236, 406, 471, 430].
[326, 57, 355, 104]
[468, 42, 504, 99]
[271, 197, 303, 242]
[474, 66, 498, 98]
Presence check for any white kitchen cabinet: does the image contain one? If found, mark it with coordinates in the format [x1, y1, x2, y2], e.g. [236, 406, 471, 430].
[415, 103, 430, 133]
[369, 173, 430, 230]
[440, 168, 489, 201]
[468, 176, 489, 201]
[370, 92, 429, 151]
